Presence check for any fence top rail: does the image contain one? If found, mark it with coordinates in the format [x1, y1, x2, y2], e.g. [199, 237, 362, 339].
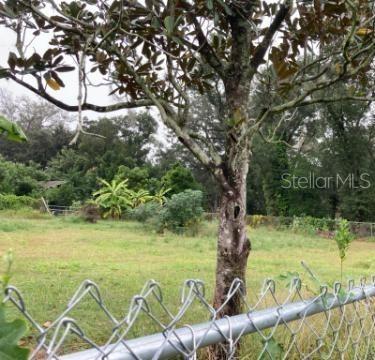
[4, 274, 375, 360]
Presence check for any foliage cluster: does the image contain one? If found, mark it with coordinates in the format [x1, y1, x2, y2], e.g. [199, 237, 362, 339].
[0, 157, 46, 196]
[159, 190, 204, 233]
[292, 216, 336, 234]
[91, 175, 203, 233]
[0, 194, 38, 210]
[127, 189, 204, 234]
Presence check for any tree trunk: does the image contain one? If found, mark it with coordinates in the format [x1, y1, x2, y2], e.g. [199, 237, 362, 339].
[208, 155, 251, 359]
[213, 165, 251, 315]
[208, 50, 252, 356]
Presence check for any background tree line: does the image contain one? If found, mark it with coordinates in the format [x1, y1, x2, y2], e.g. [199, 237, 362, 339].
[0, 88, 374, 221]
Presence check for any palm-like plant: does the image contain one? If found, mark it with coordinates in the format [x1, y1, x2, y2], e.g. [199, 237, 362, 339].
[152, 187, 171, 205]
[93, 178, 132, 219]
[129, 189, 153, 208]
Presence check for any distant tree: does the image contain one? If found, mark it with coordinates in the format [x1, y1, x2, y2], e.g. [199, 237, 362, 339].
[313, 88, 375, 221]
[162, 163, 201, 195]
[46, 148, 96, 204]
[0, 156, 46, 196]
[0, 91, 72, 166]
[115, 165, 151, 191]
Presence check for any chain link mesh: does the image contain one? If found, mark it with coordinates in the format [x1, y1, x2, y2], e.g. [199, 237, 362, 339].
[3, 275, 375, 360]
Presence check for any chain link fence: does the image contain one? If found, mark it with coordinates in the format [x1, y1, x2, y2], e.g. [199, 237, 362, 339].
[204, 213, 375, 238]
[3, 275, 375, 360]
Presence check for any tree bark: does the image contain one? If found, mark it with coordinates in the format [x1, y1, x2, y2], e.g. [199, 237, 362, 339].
[208, 44, 252, 355]
[208, 153, 251, 359]
[213, 162, 251, 316]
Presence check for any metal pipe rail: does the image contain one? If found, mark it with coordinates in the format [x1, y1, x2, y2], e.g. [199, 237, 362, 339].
[61, 284, 375, 360]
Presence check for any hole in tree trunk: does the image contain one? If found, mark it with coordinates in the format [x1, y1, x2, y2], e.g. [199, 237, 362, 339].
[234, 205, 240, 219]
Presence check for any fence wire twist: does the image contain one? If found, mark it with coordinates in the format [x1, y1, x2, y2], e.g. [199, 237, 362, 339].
[3, 275, 375, 360]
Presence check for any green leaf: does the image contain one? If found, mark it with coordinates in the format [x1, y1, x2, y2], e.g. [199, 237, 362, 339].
[0, 116, 27, 142]
[164, 16, 175, 35]
[0, 305, 29, 360]
[260, 337, 284, 360]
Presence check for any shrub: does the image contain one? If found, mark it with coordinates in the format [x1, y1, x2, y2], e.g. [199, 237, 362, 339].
[128, 202, 162, 223]
[0, 157, 46, 196]
[159, 190, 203, 233]
[45, 183, 77, 207]
[0, 194, 38, 210]
[292, 215, 335, 234]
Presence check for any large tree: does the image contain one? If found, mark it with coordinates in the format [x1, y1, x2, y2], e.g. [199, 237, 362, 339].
[0, 0, 374, 333]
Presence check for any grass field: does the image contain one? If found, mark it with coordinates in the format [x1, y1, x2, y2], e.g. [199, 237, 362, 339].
[1, 210, 375, 355]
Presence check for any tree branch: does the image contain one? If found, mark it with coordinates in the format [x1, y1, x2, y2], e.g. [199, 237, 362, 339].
[191, 17, 226, 78]
[250, 0, 292, 71]
[6, 72, 156, 112]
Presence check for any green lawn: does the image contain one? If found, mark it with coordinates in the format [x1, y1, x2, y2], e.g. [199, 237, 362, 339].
[1, 210, 375, 354]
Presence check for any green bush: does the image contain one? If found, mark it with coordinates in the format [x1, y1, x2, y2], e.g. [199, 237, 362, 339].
[292, 215, 335, 234]
[46, 183, 77, 207]
[0, 194, 38, 210]
[128, 202, 162, 223]
[0, 157, 46, 196]
[160, 190, 203, 233]
[161, 164, 201, 196]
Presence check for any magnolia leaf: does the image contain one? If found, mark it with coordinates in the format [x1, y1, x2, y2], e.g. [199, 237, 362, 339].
[51, 71, 65, 88]
[46, 78, 61, 91]
[0, 305, 29, 360]
[56, 66, 75, 72]
[0, 116, 27, 142]
[164, 16, 175, 35]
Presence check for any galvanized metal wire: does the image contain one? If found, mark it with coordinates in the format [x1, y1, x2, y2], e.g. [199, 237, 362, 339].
[3, 275, 375, 360]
